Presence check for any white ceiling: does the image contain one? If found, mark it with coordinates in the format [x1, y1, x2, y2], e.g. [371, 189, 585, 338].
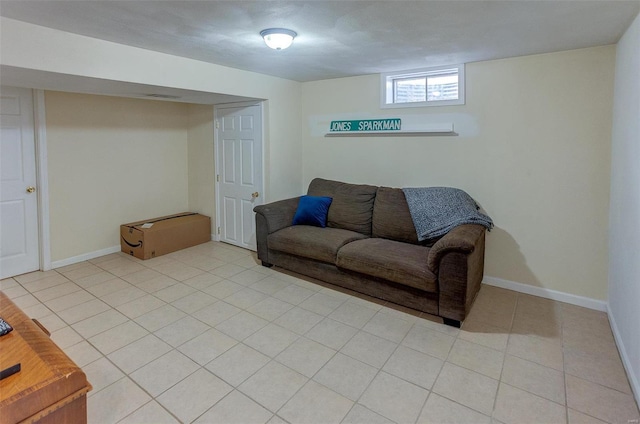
[1, 1, 638, 84]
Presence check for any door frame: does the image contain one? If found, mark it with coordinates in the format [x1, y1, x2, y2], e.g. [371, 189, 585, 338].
[34, 90, 52, 271]
[213, 101, 265, 246]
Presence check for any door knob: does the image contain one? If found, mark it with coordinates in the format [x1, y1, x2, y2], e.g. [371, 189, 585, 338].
[251, 192, 259, 198]
[26, 186, 36, 193]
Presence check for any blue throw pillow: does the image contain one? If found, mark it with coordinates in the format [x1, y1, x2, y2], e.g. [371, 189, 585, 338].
[292, 195, 333, 227]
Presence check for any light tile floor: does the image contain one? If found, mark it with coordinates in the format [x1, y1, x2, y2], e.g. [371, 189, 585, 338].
[2, 241, 639, 424]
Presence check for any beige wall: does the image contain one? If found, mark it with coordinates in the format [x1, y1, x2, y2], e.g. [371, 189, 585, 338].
[301, 46, 615, 300]
[45, 91, 190, 261]
[1, 17, 303, 203]
[187, 104, 215, 222]
[3, 19, 617, 301]
[0, 17, 303, 264]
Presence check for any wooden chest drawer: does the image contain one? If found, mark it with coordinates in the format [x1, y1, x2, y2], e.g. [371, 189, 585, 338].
[0, 292, 92, 424]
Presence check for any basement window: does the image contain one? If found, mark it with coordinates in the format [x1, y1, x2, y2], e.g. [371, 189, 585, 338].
[381, 64, 465, 108]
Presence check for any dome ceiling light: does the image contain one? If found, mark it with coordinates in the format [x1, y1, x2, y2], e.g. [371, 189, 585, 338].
[260, 28, 297, 50]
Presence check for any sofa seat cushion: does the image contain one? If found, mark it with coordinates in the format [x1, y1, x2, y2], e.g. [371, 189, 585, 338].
[268, 226, 368, 263]
[336, 238, 437, 292]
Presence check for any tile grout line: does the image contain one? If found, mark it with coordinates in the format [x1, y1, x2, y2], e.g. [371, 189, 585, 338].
[33, 270, 183, 422]
[74, 248, 269, 423]
[489, 291, 520, 420]
[7, 244, 639, 423]
[344, 316, 424, 424]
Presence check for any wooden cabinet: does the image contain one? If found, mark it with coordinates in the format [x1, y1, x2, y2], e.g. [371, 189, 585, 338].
[0, 292, 91, 424]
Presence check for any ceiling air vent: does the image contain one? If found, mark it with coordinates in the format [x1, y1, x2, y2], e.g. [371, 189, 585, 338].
[143, 94, 181, 99]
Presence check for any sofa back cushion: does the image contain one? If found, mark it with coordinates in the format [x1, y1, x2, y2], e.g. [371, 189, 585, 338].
[372, 187, 420, 244]
[307, 178, 377, 236]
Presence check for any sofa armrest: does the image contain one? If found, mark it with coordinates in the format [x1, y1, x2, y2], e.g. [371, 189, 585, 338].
[426, 224, 485, 273]
[253, 197, 300, 235]
[254, 197, 300, 266]
[433, 225, 486, 323]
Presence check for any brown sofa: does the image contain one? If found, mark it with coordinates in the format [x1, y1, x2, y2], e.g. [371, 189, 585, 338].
[253, 178, 487, 327]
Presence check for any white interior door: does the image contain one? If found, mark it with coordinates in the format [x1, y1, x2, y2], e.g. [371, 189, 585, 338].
[216, 104, 263, 251]
[0, 86, 39, 279]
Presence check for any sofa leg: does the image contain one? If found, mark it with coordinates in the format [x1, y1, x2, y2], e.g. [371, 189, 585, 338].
[442, 318, 461, 328]
[261, 261, 273, 268]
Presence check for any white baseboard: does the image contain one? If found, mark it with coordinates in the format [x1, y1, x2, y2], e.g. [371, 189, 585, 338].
[51, 245, 121, 269]
[52, 236, 220, 270]
[607, 305, 640, 406]
[483, 276, 607, 312]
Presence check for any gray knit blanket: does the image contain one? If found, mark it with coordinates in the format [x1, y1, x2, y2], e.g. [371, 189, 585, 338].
[402, 187, 493, 242]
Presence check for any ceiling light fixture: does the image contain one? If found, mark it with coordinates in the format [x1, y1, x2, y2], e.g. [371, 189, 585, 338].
[260, 28, 297, 50]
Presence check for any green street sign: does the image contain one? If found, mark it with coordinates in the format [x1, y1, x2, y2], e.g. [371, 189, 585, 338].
[329, 118, 402, 132]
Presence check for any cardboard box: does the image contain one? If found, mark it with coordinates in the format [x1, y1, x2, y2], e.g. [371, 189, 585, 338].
[120, 213, 211, 260]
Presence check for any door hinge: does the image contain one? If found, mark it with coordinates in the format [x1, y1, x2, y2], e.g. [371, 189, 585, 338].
[215, 120, 220, 129]
[216, 174, 220, 182]
[217, 227, 221, 235]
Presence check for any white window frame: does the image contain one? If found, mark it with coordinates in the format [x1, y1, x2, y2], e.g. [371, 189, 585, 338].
[380, 64, 465, 109]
